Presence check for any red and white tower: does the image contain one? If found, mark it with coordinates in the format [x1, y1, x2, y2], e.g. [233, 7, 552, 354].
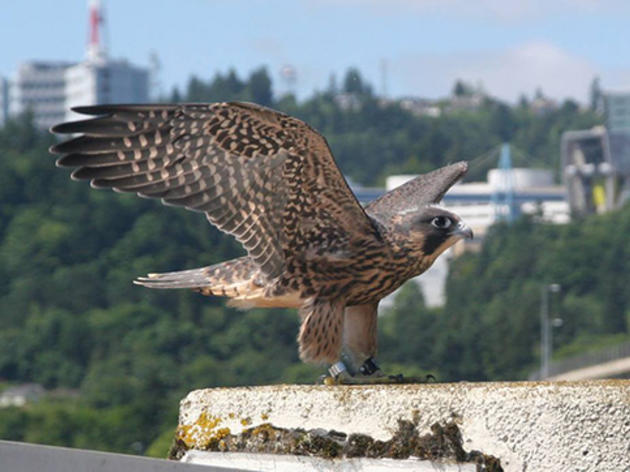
[86, 0, 106, 62]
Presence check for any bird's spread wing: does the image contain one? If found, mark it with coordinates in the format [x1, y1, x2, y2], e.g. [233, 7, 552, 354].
[50, 102, 374, 278]
[365, 161, 468, 223]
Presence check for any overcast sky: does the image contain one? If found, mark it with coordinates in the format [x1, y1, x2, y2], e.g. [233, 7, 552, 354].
[2, 0, 629, 103]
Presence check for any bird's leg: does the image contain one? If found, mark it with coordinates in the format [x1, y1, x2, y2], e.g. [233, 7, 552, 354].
[319, 303, 435, 385]
[323, 353, 435, 385]
[323, 350, 389, 384]
[321, 304, 392, 384]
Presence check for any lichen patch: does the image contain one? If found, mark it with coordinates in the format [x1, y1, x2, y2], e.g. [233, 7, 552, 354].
[175, 411, 231, 449]
[171, 417, 503, 471]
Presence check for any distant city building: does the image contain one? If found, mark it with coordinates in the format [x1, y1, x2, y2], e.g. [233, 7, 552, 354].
[65, 59, 149, 122]
[398, 97, 441, 118]
[446, 92, 484, 113]
[65, 0, 148, 122]
[605, 91, 630, 131]
[10, 61, 74, 130]
[0, 383, 45, 408]
[562, 91, 630, 216]
[2, 0, 148, 130]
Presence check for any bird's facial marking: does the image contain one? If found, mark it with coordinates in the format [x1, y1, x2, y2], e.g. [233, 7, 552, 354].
[421, 229, 448, 255]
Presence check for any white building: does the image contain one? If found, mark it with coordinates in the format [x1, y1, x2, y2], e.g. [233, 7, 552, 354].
[0, 383, 45, 408]
[2, 0, 148, 130]
[9, 61, 74, 130]
[65, 59, 149, 122]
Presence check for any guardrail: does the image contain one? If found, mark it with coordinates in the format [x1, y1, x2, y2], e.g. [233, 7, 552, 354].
[529, 339, 630, 380]
[0, 440, 246, 472]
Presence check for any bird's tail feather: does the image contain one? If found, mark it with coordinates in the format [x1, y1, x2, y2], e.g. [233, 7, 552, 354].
[134, 256, 259, 297]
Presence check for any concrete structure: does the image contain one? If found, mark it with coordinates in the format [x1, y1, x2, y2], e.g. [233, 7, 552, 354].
[3, 0, 148, 130]
[562, 126, 630, 215]
[177, 381, 630, 472]
[9, 61, 74, 130]
[184, 452, 475, 471]
[562, 91, 630, 216]
[64, 59, 149, 122]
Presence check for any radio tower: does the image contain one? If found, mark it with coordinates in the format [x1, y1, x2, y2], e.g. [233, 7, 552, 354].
[87, 0, 107, 63]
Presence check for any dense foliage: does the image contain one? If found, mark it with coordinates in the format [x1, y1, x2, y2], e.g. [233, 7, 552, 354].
[1, 68, 626, 456]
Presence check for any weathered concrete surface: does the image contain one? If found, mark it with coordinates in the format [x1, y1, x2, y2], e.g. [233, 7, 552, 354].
[182, 451, 476, 471]
[177, 380, 630, 472]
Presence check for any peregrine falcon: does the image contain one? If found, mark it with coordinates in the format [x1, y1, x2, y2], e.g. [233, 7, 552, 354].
[50, 102, 472, 383]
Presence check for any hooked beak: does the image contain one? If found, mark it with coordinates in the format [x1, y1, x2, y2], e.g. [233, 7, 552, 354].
[451, 221, 473, 240]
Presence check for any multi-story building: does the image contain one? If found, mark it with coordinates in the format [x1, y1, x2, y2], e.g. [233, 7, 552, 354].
[2, 0, 148, 130]
[65, 59, 149, 122]
[9, 61, 74, 130]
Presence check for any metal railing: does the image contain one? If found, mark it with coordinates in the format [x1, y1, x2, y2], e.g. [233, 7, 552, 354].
[0, 440, 246, 472]
[529, 339, 630, 380]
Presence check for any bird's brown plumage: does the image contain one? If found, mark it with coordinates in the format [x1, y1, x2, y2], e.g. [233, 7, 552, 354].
[50, 102, 471, 367]
[52, 102, 375, 279]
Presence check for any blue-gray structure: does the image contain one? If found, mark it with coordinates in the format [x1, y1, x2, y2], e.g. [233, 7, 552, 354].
[0, 76, 9, 126]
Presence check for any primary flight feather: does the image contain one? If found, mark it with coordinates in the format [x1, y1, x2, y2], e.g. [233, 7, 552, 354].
[51, 102, 472, 380]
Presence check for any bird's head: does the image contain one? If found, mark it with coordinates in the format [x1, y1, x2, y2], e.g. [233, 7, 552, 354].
[389, 205, 473, 263]
[365, 161, 472, 270]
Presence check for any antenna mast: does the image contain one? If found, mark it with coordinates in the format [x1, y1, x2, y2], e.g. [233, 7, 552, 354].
[87, 0, 106, 62]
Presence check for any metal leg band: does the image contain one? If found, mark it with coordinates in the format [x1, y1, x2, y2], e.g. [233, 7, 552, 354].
[328, 361, 347, 378]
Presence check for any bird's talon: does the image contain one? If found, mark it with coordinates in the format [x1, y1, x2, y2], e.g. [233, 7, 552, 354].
[318, 375, 337, 386]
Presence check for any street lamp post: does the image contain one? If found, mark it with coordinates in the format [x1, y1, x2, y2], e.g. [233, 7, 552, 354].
[540, 283, 561, 379]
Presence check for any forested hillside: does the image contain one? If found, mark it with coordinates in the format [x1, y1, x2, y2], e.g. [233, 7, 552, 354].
[1, 68, 627, 456]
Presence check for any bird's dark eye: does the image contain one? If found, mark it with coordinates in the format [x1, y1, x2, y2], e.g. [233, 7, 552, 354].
[431, 216, 452, 230]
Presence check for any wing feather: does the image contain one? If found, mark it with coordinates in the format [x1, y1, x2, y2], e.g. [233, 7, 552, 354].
[51, 102, 374, 278]
[366, 161, 468, 223]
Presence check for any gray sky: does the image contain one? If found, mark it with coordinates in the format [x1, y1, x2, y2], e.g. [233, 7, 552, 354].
[2, 0, 630, 103]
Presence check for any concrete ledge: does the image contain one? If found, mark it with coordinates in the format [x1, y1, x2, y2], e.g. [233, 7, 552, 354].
[176, 380, 630, 472]
[182, 451, 475, 471]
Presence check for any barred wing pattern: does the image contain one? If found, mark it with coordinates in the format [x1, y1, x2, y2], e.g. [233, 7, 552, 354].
[51, 102, 374, 278]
